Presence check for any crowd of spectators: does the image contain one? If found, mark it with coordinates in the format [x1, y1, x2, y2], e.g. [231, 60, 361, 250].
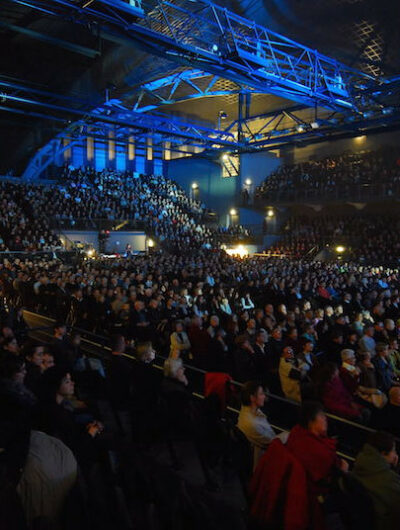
[54, 166, 215, 249]
[2, 250, 400, 425]
[3, 152, 400, 528]
[0, 168, 251, 253]
[256, 146, 400, 201]
[2, 250, 400, 528]
[0, 181, 62, 252]
[267, 214, 400, 263]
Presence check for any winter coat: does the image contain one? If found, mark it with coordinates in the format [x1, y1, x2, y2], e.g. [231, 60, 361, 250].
[249, 438, 309, 530]
[353, 443, 400, 530]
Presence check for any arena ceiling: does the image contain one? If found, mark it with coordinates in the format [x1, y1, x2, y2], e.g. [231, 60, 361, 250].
[1, 0, 399, 174]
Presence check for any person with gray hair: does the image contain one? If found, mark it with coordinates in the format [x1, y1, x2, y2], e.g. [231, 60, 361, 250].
[163, 357, 188, 386]
[339, 349, 361, 395]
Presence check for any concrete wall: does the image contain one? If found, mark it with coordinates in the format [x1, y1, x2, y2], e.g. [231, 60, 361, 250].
[105, 231, 146, 254]
[61, 230, 146, 253]
[167, 156, 237, 219]
[238, 207, 265, 231]
[240, 151, 281, 189]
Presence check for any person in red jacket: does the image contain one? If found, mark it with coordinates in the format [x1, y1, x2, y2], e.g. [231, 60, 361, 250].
[286, 401, 349, 529]
[250, 401, 348, 530]
[318, 362, 370, 423]
[287, 401, 348, 490]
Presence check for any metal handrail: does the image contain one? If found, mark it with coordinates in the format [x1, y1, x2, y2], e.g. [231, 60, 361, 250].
[23, 310, 378, 437]
[25, 310, 385, 462]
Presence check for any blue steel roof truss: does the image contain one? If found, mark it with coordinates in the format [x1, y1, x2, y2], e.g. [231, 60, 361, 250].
[5, 0, 400, 162]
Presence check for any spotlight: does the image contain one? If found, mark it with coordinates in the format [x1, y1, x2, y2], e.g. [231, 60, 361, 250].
[335, 245, 345, 254]
[296, 124, 305, 133]
[225, 245, 249, 258]
[310, 121, 320, 129]
[212, 44, 219, 53]
[86, 248, 95, 257]
[147, 238, 155, 248]
[382, 107, 394, 115]
[219, 111, 227, 120]
[191, 182, 198, 189]
[230, 208, 237, 216]
[355, 135, 366, 142]
[267, 209, 274, 218]
[245, 178, 252, 186]
[222, 153, 229, 161]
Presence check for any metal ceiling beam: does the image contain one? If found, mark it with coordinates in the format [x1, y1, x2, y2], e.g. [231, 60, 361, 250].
[0, 20, 100, 58]
[130, 69, 256, 113]
[0, 80, 240, 148]
[242, 111, 400, 151]
[8, 0, 378, 112]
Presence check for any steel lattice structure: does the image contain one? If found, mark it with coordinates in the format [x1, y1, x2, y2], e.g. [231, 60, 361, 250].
[0, 80, 239, 147]
[10, 0, 378, 112]
[131, 69, 255, 113]
[0, 80, 241, 179]
[5, 0, 400, 178]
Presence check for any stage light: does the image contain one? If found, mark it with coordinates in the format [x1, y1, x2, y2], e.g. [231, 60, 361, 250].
[355, 135, 366, 142]
[147, 238, 155, 248]
[191, 182, 198, 189]
[222, 153, 229, 161]
[310, 121, 320, 129]
[212, 44, 219, 53]
[382, 107, 394, 115]
[296, 124, 304, 133]
[335, 245, 345, 254]
[245, 178, 252, 185]
[225, 245, 249, 258]
[218, 110, 228, 129]
[267, 209, 274, 218]
[230, 208, 237, 216]
[86, 248, 94, 257]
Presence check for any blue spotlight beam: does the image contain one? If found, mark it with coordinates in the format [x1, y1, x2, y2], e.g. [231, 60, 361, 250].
[10, 0, 376, 112]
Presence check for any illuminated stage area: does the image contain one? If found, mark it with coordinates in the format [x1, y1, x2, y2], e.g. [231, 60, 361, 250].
[1, 1, 400, 529]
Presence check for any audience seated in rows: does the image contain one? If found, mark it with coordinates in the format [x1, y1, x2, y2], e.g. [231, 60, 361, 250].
[266, 214, 400, 263]
[257, 146, 400, 202]
[2, 248, 400, 527]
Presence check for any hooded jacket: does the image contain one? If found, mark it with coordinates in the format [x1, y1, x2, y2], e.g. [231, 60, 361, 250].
[352, 443, 400, 530]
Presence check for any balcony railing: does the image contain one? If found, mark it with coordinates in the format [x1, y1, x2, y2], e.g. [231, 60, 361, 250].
[50, 218, 146, 231]
[255, 182, 400, 205]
